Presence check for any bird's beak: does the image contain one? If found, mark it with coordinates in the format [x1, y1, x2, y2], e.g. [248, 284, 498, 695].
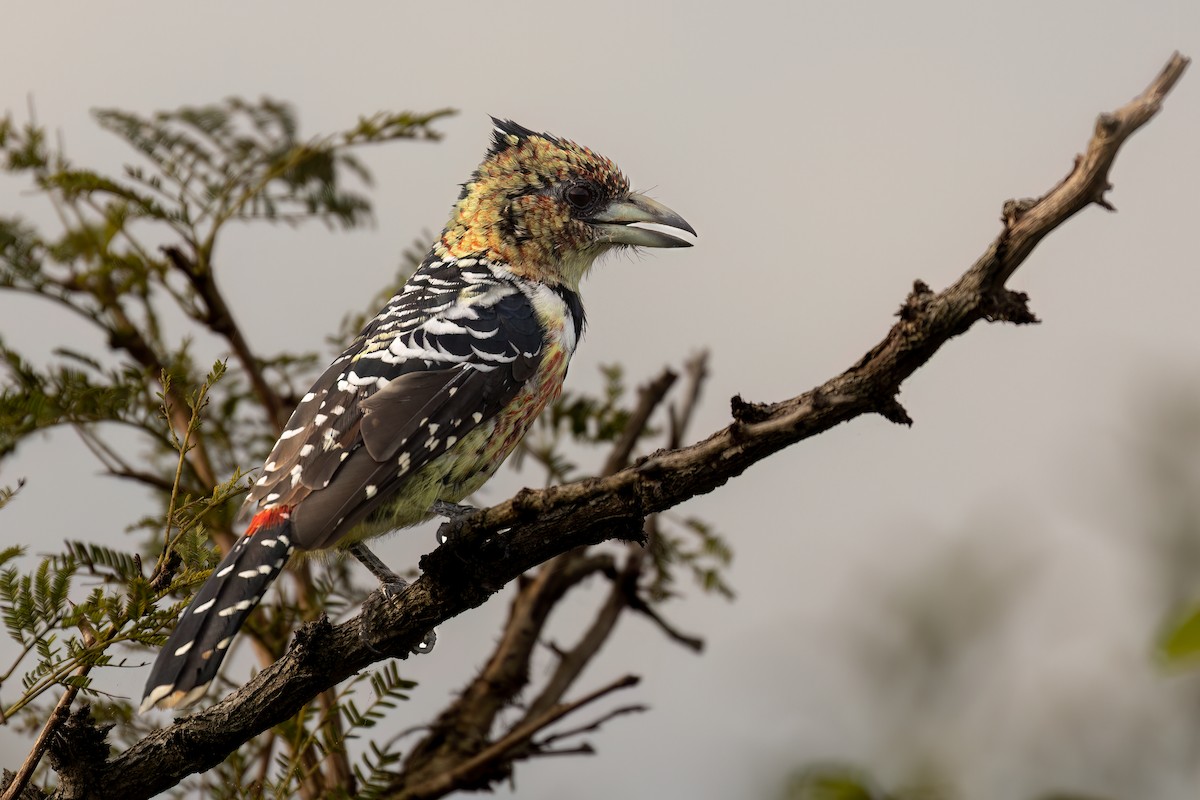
[586, 193, 696, 248]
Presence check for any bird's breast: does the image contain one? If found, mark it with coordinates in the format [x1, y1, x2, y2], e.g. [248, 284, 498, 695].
[486, 306, 575, 463]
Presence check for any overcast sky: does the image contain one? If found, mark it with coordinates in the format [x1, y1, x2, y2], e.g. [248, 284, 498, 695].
[1, 2, 1199, 798]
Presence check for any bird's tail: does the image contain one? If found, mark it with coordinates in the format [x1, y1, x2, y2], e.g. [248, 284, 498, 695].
[140, 509, 295, 713]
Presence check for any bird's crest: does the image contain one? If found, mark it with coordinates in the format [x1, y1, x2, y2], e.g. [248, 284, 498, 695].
[488, 117, 543, 156]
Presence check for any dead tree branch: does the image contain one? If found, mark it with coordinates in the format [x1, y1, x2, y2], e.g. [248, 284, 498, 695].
[162, 246, 288, 432]
[383, 675, 640, 800]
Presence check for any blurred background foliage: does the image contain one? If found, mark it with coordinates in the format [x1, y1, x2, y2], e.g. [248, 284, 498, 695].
[772, 375, 1200, 800]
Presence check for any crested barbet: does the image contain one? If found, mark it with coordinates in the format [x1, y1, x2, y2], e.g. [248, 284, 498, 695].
[141, 119, 695, 711]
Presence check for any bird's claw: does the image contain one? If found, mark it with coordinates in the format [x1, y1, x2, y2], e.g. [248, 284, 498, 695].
[413, 627, 437, 654]
[377, 578, 409, 601]
[432, 500, 477, 544]
[359, 579, 437, 657]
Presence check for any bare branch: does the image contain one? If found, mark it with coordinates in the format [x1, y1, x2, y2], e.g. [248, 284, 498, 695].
[401, 363, 687, 782]
[601, 367, 678, 476]
[105, 305, 220, 492]
[3, 663, 93, 800]
[394, 367, 680, 788]
[382, 675, 641, 800]
[391, 551, 615, 786]
[534, 703, 648, 750]
[669, 351, 709, 449]
[73, 427, 178, 493]
[162, 246, 287, 431]
[625, 592, 704, 653]
[103, 468, 177, 494]
[523, 559, 633, 721]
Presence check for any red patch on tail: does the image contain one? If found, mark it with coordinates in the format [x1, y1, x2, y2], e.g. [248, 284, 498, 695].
[246, 506, 292, 536]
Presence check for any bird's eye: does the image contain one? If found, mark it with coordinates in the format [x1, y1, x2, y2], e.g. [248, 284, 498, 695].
[564, 182, 600, 212]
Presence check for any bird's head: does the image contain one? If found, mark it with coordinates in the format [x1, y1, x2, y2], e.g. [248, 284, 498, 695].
[438, 119, 694, 291]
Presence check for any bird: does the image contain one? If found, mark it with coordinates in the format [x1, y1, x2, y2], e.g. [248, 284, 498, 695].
[141, 118, 695, 712]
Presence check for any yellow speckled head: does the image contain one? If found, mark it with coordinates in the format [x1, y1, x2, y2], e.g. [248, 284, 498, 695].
[439, 119, 694, 291]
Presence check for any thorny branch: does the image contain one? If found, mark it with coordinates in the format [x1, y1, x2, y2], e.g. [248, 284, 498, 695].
[21, 52, 1189, 800]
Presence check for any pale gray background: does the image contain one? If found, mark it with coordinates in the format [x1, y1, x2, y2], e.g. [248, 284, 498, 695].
[1, 2, 1199, 798]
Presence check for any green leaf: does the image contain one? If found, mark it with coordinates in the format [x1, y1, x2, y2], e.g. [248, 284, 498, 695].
[783, 764, 883, 800]
[0, 481, 24, 511]
[1160, 603, 1200, 663]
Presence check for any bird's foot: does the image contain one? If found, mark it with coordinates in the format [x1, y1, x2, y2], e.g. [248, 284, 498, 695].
[432, 500, 477, 520]
[414, 626, 437, 654]
[432, 500, 478, 545]
[359, 578, 437, 657]
[377, 577, 409, 601]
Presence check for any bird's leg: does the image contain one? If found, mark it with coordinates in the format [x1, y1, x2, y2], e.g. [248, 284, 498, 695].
[432, 500, 478, 544]
[349, 542, 436, 656]
[348, 541, 406, 588]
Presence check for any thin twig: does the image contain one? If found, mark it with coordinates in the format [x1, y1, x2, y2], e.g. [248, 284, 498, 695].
[534, 703, 648, 749]
[103, 468, 177, 494]
[162, 246, 287, 431]
[624, 591, 704, 653]
[2, 663, 90, 800]
[387, 675, 640, 800]
[522, 554, 640, 722]
[396, 551, 614, 784]
[669, 351, 709, 449]
[160, 390, 193, 564]
[601, 367, 677, 476]
[396, 364, 680, 783]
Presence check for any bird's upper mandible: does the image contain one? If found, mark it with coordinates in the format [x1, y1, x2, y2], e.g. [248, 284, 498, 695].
[439, 118, 695, 291]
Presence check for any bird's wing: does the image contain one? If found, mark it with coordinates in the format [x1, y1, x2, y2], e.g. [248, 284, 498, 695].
[243, 258, 544, 549]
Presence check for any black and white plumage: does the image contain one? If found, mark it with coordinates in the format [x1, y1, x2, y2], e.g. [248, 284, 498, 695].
[141, 119, 694, 712]
[246, 258, 562, 549]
